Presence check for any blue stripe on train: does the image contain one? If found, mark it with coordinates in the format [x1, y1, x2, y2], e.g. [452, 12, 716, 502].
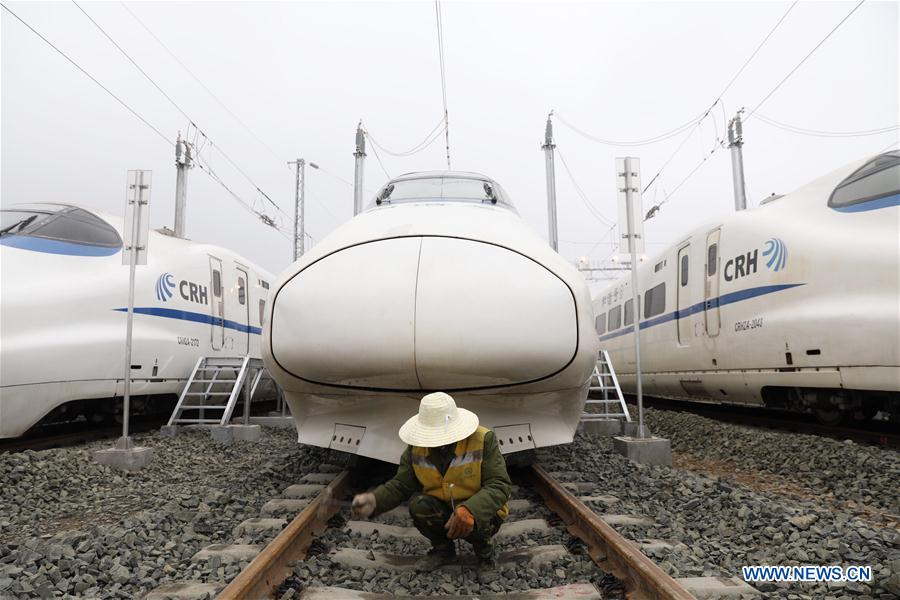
[113, 307, 263, 335]
[597, 283, 805, 342]
[0, 235, 121, 256]
[832, 193, 900, 213]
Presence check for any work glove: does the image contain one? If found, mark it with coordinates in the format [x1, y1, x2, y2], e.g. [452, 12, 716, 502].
[445, 505, 475, 539]
[351, 493, 376, 519]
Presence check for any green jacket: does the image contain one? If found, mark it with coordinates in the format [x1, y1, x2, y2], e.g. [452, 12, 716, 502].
[372, 430, 512, 528]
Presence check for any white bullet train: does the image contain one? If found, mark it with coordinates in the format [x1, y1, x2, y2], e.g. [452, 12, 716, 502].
[592, 151, 900, 424]
[0, 203, 274, 438]
[263, 171, 600, 463]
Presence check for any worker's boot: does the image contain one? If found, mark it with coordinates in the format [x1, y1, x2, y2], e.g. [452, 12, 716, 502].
[415, 545, 456, 573]
[473, 540, 498, 583]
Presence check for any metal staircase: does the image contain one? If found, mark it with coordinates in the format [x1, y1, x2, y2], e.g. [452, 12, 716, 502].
[581, 350, 631, 423]
[167, 356, 267, 427]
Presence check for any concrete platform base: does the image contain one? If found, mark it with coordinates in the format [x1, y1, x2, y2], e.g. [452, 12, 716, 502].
[298, 583, 602, 599]
[159, 425, 179, 437]
[578, 419, 622, 436]
[247, 415, 295, 428]
[619, 421, 652, 437]
[676, 576, 760, 598]
[210, 424, 262, 444]
[613, 435, 672, 466]
[93, 446, 153, 471]
[145, 581, 223, 600]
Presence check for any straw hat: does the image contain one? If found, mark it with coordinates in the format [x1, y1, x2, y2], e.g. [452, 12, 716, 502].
[398, 392, 479, 448]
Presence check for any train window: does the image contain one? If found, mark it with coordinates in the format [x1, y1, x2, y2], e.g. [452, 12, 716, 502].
[644, 283, 666, 318]
[371, 175, 515, 209]
[829, 152, 900, 209]
[624, 299, 634, 326]
[595, 313, 606, 336]
[212, 270, 222, 297]
[707, 244, 717, 276]
[259, 299, 266, 326]
[238, 277, 246, 305]
[608, 306, 621, 331]
[3, 206, 121, 247]
[680, 255, 689, 286]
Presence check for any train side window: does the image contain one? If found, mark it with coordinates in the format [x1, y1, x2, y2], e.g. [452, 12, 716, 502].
[212, 270, 222, 297]
[624, 299, 634, 326]
[707, 244, 717, 276]
[237, 276, 246, 305]
[608, 306, 621, 330]
[644, 283, 666, 318]
[259, 299, 266, 326]
[829, 152, 899, 208]
[595, 313, 606, 336]
[680, 255, 689, 286]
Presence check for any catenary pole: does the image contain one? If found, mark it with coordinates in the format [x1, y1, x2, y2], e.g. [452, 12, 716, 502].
[542, 113, 559, 252]
[728, 111, 748, 211]
[624, 157, 646, 439]
[353, 123, 366, 216]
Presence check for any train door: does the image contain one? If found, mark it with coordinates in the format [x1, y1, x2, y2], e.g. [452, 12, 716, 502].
[209, 256, 225, 351]
[704, 230, 721, 337]
[677, 244, 691, 345]
[235, 265, 250, 355]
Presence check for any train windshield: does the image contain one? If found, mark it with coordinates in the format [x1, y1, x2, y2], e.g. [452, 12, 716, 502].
[371, 175, 516, 210]
[0, 204, 122, 248]
[829, 151, 900, 210]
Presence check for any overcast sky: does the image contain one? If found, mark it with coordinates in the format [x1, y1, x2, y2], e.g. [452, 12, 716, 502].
[3, 1, 898, 278]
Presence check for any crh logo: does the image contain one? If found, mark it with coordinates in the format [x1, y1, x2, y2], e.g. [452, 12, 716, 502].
[763, 238, 787, 272]
[156, 273, 175, 301]
[155, 273, 208, 306]
[724, 238, 789, 282]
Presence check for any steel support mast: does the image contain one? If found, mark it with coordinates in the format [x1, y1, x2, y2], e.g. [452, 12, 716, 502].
[353, 123, 366, 216]
[623, 158, 647, 439]
[174, 133, 193, 238]
[728, 111, 748, 211]
[288, 158, 305, 261]
[542, 113, 559, 252]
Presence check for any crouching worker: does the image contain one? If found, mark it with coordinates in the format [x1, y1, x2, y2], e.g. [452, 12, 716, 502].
[351, 392, 511, 576]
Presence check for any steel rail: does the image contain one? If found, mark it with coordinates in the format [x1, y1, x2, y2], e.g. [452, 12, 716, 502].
[528, 464, 695, 600]
[217, 470, 352, 600]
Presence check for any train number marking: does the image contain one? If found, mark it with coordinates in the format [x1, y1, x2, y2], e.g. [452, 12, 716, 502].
[177, 336, 200, 347]
[734, 317, 763, 332]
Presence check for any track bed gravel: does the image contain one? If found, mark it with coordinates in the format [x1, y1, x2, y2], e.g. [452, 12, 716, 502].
[539, 407, 900, 599]
[0, 427, 330, 599]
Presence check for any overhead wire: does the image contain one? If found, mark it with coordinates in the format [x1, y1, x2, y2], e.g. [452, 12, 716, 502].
[753, 113, 898, 137]
[0, 2, 173, 146]
[71, 0, 287, 219]
[745, 0, 867, 120]
[3, 2, 294, 242]
[555, 147, 617, 227]
[118, 1, 290, 168]
[365, 116, 447, 157]
[435, 1, 451, 169]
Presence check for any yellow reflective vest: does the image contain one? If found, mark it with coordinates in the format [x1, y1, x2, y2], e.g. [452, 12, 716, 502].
[411, 426, 510, 520]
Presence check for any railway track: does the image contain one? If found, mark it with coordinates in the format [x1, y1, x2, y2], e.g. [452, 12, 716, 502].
[146, 461, 761, 599]
[636, 397, 900, 450]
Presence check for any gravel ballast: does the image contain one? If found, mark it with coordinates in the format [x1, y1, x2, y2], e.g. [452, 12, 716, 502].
[539, 406, 900, 599]
[0, 427, 331, 599]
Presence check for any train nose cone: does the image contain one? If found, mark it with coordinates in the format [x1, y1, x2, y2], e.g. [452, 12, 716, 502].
[269, 237, 578, 390]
